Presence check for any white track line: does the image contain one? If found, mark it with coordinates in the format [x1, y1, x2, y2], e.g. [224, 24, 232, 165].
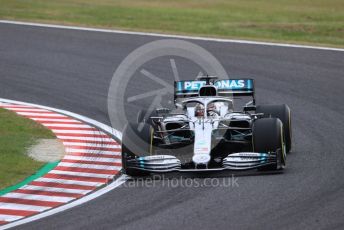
[48, 170, 114, 179]
[57, 136, 115, 142]
[21, 186, 91, 195]
[0, 203, 49, 212]
[32, 118, 82, 122]
[51, 130, 102, 134]
[63, 155, 121, 163]
[2, 193, 74, 203]
[0, 215, 23, 222]
[35, 178, 103, 187]
[0, 20, 343, 52]
[0, 104, 30, 108]
[5, 108, 50, 112]
[16, 112, 67, 117]
[64, 148, 119, 155]
[42, 124, 92, 128]
[57, 162, 120, 171]
[62, 142, 119, 148]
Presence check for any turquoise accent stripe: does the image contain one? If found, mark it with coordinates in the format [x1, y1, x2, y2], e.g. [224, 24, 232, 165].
[247, 79, 251, 89]
[177, 82, 182, 91]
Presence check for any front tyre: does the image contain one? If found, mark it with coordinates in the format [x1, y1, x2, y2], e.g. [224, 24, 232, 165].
[256, 104, 292, 153]
[121, 122, 153, 177]
[253, 118, 286, 170]
[137, 109, 155, 125]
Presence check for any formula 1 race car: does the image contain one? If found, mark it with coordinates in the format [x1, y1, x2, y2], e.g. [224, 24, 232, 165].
[121, 76, 291, 176]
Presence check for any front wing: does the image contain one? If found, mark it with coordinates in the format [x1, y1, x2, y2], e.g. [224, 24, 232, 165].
[125, 152, 279, 172]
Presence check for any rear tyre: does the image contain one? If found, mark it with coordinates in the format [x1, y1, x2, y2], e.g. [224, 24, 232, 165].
[121, 122, 154, 177]
[256, 104, 292, 153]
[253, 118, 286, 170]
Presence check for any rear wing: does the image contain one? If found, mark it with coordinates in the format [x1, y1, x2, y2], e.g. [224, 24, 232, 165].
[174, 79, 254, 99]
[215, 79, 254, 97]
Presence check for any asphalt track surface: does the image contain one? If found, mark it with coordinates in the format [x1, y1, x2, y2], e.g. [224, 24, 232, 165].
[1, 23, 344, 230]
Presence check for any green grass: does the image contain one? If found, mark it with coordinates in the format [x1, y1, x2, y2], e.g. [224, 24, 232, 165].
[0, 0, 343, 47]
[0, 108, 55, 189]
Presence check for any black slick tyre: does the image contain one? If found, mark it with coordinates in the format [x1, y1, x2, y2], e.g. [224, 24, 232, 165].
[253, 118, 286, 170]
[121, 122, 154, 177]
[256, 104, 292, 153]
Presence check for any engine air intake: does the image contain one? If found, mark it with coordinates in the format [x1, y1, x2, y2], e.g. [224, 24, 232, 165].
[199, 86, 217, 97]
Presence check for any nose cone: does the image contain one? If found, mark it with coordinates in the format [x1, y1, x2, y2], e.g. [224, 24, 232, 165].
[193, 121, 213, 165]
[192, 154, 211, 165]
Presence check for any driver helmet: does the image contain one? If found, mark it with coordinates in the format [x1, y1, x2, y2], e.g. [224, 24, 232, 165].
[195, 103, 204, 117]
[207, 103, 216, 112]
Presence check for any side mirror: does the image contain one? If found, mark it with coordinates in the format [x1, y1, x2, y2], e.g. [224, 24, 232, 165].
[243, 106, 256, 112]
[156, 108, 170, 115]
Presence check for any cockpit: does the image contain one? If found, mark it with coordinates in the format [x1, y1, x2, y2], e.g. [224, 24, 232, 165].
[180, 98, 234, 118]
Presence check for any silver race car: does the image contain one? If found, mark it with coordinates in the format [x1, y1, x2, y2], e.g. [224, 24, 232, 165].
[121, 76, 291, 176]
